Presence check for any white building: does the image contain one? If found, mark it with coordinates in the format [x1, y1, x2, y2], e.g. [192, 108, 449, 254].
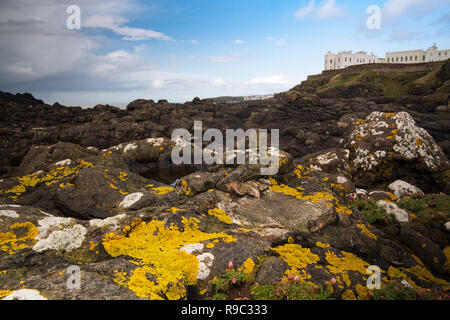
[324, 51, 380, 71]
[385, 45, 450, 64]
[324, 45, 450, 71]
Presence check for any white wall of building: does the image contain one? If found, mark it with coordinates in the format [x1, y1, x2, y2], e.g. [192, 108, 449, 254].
[324, 45, 449, 71]
[324, 51, 379, 70]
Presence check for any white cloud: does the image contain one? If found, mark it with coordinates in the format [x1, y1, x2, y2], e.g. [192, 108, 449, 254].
[294, 0, 347, 20]
[212, 78, 226, 86]
[295, 0, 316, 19]
[189, 39, 199, 44]
[267, 37, 287, 46]
[83, 14, 172, 41]
[208, 53, 246, 63]
[247, 75, 289, 85]
[316, 0, 347, 19]
[383, 0, 422, 18]
[382, 0, 450, 19]
[152, 79, 165, 89]
[235, 39, 246, 44]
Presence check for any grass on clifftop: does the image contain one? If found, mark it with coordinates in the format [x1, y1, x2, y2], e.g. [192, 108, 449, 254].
[319, 70, 428, 98]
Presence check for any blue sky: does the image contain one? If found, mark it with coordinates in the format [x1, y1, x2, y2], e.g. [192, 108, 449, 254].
[0, 0, 449, 106]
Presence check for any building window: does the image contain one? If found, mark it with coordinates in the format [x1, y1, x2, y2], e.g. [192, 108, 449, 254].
[396, 57, 399, 62]
[401, 57, 403, 62]
[415, 56, 417, 61]
[423, 55, 425, 61]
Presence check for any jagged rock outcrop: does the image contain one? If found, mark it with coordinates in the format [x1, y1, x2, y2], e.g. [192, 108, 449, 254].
[0, 129, 449, 300]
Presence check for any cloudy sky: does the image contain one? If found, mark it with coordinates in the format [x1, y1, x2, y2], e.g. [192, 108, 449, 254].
[0, 0, 449, 106]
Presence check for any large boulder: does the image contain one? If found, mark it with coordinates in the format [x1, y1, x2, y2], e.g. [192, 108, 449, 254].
[344, 111, 450, 193]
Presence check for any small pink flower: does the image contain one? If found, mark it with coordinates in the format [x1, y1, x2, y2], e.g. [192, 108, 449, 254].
[313, 286, 318, 292]
[275, 292, 280, 297]
[368, 291, 373, 298]
[294, 276, 300, 283]
[287, 274, 294, 280]
[232, 279, 236, 285]
[330, 278, 337, 286]
[228, 261, 233, 270]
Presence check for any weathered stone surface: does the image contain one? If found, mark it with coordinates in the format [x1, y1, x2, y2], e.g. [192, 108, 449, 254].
[255, 257, 288, 285]
[345, 111, 449, 193]
[388, 180, 424, 199]
[377, 200, 410, 223]
[0, 74, 449, 300]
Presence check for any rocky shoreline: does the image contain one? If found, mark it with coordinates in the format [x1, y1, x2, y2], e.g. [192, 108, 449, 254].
[0, 60, 449, 300]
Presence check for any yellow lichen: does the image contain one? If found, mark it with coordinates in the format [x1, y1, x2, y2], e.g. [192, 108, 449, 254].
[238, 258, 255, 275]
[89, 241, 98, 252]
[118, 172, 128, 182]
[150, 186, 174, 195]
[341, 289, 357, 300]
[325, 251, 370, 276]
[355, 284, 368, 300]
[59, 182, 75, 189]
[2, 160, 94, 200]
[357, 224, 377, 240]
[102, 217, 236, 300]
[269, 177, 352, 215]
[207, 208, 233, 224]
[167, 207, 185, 214]
[444, 247, 450, 273]
[272, 244, 320, 285]
[316, 242, 331, 248]
[181, 179, 191, 196]
[335, 205, 353, 215]
[0, 222, 39, 255]
[0, 290, 12, 298]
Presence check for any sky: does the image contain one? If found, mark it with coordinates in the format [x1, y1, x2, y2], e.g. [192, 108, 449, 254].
[0, 0, 449, 106]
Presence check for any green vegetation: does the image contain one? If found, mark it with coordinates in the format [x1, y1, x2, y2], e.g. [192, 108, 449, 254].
[251, 280, 330, 300]
[211, 259, 330, 300]
[397, 193, 450, 222]
[348, 198, 395, 225]
[369, 281, 449, 300]
[212, 269, 254, 295]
